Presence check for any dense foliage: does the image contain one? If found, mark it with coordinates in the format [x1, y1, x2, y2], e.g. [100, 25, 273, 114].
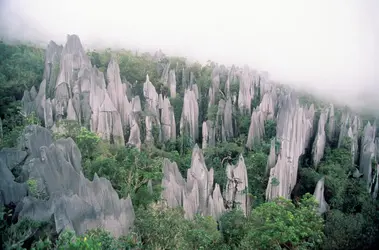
[1, 41, 379, 250]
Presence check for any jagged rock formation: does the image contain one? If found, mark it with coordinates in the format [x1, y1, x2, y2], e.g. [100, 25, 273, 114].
[246, 109, 265, 149]
[19, 35, 148, 147]
[106, 57, 132, 127]
[338, 113, 362, 167]
[225, 155, 250, 216]
[327, 104, 336, 142]
[359, 122, 377, 191]
[313, 177, 329, 214]
[312, 108, 329, 167]
[208, 66, 220, 106]
[160, 97, 176, 142]
[180, 89, 199, 141]
[266, 94, 315, 200]
[202, 120, 215, 149]
[168, 69, 177, 98]
[238, 65, 256, 114]
[223, 98, 234, 141]
[161, 145, 249, 220]
[144, 75, 162, 144]
[266, 138, 277, 175]
[0, 125, 135, 237]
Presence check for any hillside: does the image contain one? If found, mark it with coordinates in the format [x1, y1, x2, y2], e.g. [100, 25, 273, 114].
[1, 35, 379, 250]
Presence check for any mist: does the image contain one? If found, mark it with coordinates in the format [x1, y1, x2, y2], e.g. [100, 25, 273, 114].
[1, 0, 378, 112]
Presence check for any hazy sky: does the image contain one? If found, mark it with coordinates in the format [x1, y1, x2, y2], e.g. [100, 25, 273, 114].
[0, 0, 378, 109]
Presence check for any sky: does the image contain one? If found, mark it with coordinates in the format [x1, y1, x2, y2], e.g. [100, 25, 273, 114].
[0, 0, 378, 111]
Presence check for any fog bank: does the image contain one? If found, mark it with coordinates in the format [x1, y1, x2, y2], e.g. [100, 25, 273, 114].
[1, 0, 378, 111]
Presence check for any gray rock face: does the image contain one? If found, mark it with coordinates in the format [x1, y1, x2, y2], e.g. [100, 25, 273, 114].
[359, 122, 377, 190]
[223, 98, 234, 141]
[202, 120, 215, 149]
[168, 69, 177, 98]
[0, 148, 28, 205]
[246, 109, 265, 150]
[160, 62, 170, 86]
[259, 90, 276, 120]
[180, 89, 199, 141]
[161, 145, 226, 220]
[131, 96, 142, 113]
[106, 58, 132, 127]
[160, 97, 176, 142]
[161, 158, 185, 207]
[313, 177, 329, 214]
[1, 125, 135, 237]
[266, 94, 314, 200]
[238, 65, 256, 114]
[225, 155, 249, 216]
[266, 138, 277, 175]
[44, 41, 63, 98]
[338, 113, 361, 167]
[143, 75, 159, 114]
[312, 108, 329, 167]
[327, 104, 336, 142]
[208, 66, 220, 106]
[127, 113, 141, 149]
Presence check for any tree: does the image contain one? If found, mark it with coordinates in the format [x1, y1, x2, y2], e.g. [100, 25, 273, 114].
[240, 194, 324, 249]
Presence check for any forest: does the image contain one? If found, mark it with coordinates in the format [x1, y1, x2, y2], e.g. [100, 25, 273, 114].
[0, 38, 379, 250]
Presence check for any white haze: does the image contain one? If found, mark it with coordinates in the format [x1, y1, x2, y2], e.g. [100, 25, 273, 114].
[1, 0, 378, 112]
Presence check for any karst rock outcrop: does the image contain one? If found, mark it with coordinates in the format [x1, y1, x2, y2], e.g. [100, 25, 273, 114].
[161, 145, 249, 220]
[0, 125, 135, 237]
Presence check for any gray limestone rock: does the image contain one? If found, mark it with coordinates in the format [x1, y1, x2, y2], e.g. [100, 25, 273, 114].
[313, 177, 329, 214]
[0, 157, 28, 205]
[127, 113, 141, 149]
[327, 104, 336, 142]
[132, 96, 142, 113]
[225, 154, 249, 216]
[202, 120, 215, 149]
[246, 109, 265, 150]
[237, 65, 255, 114]
[106, 58, 132, 127]
[161, 158, 185, 207]
[312, 108, 329, 168]
[222, 98, 234, 141]
[208, 66, 220, 106]
[44, 41, 63, 99]
[160, 62, 170, 86]
[266, 138, 277, 175]
[14, 125, 134, 237]
[44, 98, 54, 129]
[97, 94, 125, 145]
[161, 97, 176, 142]
[259, 91, 276, 120]
[359, 122, 376, 190]
[266, 94, 314, 200]
[168, 69, 177, 98]
[143, 75, 159, 115]
[161, 145, 226, 220]
[0, 148, 27, 171]
[35, 79, 47, 121]
[180, 89, 199, 141]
